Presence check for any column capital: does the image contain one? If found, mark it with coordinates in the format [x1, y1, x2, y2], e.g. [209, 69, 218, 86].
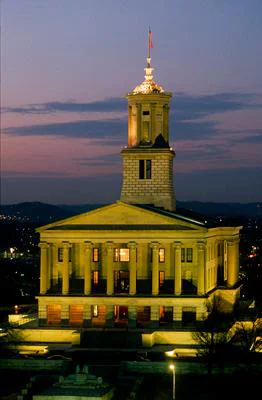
[173, 241, 181, 250]
[128, 241, 137, 249]
[39, 242, 49, 249]
[105, 241, 114, 250]
[84, 241, 93, 250]
[150, 242, 159, 250]
[197, 241, 206, 251]
[62, 241, 71, 249]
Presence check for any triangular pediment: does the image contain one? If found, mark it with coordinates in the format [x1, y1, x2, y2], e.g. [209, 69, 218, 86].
[37, 201, 206, 232]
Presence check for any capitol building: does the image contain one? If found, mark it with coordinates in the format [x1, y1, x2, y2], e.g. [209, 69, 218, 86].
[36, 46, 241, 346]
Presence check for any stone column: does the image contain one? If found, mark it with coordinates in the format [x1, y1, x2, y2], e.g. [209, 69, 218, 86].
[136, 104, 142, 143]
[106, 242, 114, 295]
[62, 242, 70, 295]
[151, 242, 159, 295]
[47, 245, 52, 290]
[227, 239, 239, 287]
[84, 241, 92, 295]
[197, 242, 205, 295]
[150, 305, 159, 328]
[174, 242, 182, 295]
[39, 242, 49, 294]
[51, 243, 58, 286]
[151, 103, 156, 140]
[128, 305, 137, 328]
[128, 241, 137, 295]
[163, 105, 169, 141]
[128, 105, 132, 145]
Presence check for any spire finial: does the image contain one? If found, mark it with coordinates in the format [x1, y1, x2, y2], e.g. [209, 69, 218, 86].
[145, 27, 154, 81]
[148, 26, 153, 61]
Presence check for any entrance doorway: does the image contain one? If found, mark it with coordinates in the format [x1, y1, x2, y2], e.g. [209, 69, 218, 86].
[114, 271, 129, 293]
[114, 305, 128, 326]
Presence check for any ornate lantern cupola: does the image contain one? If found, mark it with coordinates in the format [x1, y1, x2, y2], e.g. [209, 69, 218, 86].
[120, 29, 176, 211]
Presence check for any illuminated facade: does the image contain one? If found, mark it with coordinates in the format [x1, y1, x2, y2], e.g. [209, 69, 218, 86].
[36, 48, 241, 333]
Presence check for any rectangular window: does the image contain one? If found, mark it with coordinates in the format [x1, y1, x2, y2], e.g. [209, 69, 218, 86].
[92, 271, 99, 286]
[181, 248, 193, 263]
[146, 160, 151, 179]
[143, 110, 150, 115]
[181, 248, 185, 263]
[186, 248, 193, 262]
[114, 248, 130, 262]
[92, 305, 98, 317]
[159, 248, 165, 263]
[159, 271, 165, 287]
[92, 248, 99, 262]
[139, 160, 152, 179]
[58, 248, 63, 262]
[58, 247, 71, 262]
[139, 160, 145, 179]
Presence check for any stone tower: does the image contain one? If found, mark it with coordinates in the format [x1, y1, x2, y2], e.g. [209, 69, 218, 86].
[120, 32, 175, 211]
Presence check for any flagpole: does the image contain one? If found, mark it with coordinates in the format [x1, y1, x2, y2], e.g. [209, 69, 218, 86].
[148, 26, 151, 60]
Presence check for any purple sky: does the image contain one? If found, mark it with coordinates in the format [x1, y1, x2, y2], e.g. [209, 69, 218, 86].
[1, 0, 262, 204]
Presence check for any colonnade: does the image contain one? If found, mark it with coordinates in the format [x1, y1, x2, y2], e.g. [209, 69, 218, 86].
[39, 239, 240, 297]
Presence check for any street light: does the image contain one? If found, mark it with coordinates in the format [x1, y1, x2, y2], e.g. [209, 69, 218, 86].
[169, 364, 175, 400]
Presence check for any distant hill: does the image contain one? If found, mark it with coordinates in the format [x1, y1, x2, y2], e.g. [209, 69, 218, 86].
[177, 201, 262, 218]
[1, 201, 261, 224]
[0, 202, 73, 224]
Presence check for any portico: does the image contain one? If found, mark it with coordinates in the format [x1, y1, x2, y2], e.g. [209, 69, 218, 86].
[36, 38, 242, 336]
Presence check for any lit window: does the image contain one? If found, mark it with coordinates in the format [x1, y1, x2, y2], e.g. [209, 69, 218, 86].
[114, 248, 130, 262]
[92, 305, 98, 317]
[139, 159, 152, 179]
[92, 248, 99, 262]
[92, 271, 99, 286]
[159, 248, 165, 263]
[159, 271, 165, 287]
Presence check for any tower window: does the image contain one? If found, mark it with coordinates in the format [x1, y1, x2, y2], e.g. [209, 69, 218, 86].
[139, 160, 152, 179]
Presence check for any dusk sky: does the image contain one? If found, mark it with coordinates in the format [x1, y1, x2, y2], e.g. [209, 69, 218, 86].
[1, 0, 262, 205]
